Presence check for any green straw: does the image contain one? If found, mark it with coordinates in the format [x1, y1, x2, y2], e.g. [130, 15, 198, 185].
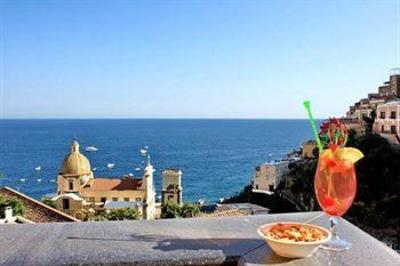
[303, 100, 323, 153]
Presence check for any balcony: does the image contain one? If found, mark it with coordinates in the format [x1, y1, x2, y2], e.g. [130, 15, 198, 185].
[1, 212, 399, 265]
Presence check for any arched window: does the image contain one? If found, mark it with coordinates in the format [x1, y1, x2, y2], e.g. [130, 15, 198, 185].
[69, 180, 74, 190]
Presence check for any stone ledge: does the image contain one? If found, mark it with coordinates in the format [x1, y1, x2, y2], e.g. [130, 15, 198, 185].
[0, 212, 399, 266]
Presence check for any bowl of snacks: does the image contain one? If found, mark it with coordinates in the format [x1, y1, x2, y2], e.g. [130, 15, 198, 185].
[257, 222, 331, 258]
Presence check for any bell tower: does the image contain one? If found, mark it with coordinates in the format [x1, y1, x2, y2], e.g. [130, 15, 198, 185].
[143, 155, 156, 220]
[161, 169, 182, 206]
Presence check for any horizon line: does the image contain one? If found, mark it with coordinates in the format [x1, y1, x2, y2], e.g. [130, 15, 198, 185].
[0, 117, 326, 120]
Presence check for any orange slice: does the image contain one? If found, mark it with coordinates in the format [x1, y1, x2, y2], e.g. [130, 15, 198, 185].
[334, 147, 364, 164]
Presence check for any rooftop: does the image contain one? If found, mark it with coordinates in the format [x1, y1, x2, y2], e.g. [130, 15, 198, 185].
[1, 212, 399, 265]
[104, 200, 143, 209]
[83, 178, 143, 192]
[0, 186, 79, 223]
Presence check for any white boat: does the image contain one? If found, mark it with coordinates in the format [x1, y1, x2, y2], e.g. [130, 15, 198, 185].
[197, 199, 205, 205]
[219, 198, 225, 203]
[92, 168, 97, 171]
[134, 167, 141, 171]
[20, 178, 26, 182]
[107, 163, 115, 169]
[49, 179, 56, 183]
[85, 146, 98, 152]
[36, 178, 42, 182]
[128, 173, 134, 177]
[140, 149, 147, 155]
[35, 166, 41, 171]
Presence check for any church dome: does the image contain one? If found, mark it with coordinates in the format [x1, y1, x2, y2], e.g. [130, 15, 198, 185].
[60, 139, 91, 176]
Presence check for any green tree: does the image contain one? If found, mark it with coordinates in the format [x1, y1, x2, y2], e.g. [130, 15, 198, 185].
[181, 203, 200, 218]
[346, 129, 359, 147]
[102, 208, 141, 220]
[161, 200, 182, 218]
[0, 195, 25, 218]
[161, 200, 201, 218]
[283, 159, 318, 211]
[41, 197, 59, 209]
[362, 109, 376, 135]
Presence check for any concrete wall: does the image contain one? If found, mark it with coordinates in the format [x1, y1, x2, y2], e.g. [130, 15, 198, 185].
[80, 190, 145, 203]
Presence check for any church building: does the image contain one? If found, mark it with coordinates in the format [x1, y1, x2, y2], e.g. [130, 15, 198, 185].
[51, 139, 156, 220]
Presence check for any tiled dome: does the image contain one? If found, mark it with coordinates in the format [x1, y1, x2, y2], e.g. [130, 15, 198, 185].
[60, 139, 91, 176]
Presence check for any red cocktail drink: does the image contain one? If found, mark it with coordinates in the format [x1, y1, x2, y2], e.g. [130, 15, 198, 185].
[314, 155, 357, 217]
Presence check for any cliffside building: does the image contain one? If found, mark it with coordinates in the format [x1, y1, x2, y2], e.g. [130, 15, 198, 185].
[252, 160, 290, 194]
[301, 140, 316, 159]
[373, 100, 400, 144]
[346, 70, 400, 122]
[378, 70, 400, 98]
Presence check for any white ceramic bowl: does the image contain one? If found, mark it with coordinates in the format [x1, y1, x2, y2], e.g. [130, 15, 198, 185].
[257, 222, 331, 258]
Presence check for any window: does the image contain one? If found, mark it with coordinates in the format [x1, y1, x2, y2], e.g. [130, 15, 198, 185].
[269, 185, 274, 191]
[381, 125, 385, 133]
[124, 197, 129, 201]
[112, 197, 118, 201]
[390, 111, 396, 119]
[391, 126, 396, 134]
[380, 112, 385, 119]
[255, 184, 259, 189]
[135, 197, 142, 202]
[89, 197, 95, 202]
[100, 197, 107, 203]
[68, 180, 74, 190]
[62, 199, 70, 210]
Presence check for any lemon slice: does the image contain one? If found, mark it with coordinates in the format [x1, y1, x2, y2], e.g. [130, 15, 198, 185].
[334, 147, 364, 164]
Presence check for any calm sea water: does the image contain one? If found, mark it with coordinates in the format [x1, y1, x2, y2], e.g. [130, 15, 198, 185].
[0, 119, 316, 203]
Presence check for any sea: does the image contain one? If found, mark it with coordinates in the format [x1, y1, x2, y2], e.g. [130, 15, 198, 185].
[0, 119, 317, 203]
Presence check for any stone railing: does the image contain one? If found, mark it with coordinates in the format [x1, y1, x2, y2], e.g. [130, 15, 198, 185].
[0, 212, 399, 266]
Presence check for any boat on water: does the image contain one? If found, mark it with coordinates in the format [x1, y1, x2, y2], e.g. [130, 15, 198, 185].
[20, 178, 26, 182]
[197, 199, 205, 205]
[107, 163, 115, 169]
[36, 178, 42, 182]
[85, 146, 98, 152]
[35, 166, 41, 171]
[219, 198, 225, 203]
[49, 179, 56, 183]
[128, 173, 134, 177]
[140, 148, 147, 155]
[92, 167, 97, 171]
[134, 167, 141, 171]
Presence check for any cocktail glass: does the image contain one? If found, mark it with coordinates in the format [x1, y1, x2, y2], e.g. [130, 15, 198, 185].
[303, 101, 363, 251]
[314, 148, 357, 250]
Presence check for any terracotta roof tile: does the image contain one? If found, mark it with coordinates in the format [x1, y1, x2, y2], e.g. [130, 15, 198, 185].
[0, 187, 79, 223]
[82, 178, 143, 192]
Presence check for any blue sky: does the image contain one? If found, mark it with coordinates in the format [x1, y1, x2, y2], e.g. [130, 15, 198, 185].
[1, 0, 399, 119]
